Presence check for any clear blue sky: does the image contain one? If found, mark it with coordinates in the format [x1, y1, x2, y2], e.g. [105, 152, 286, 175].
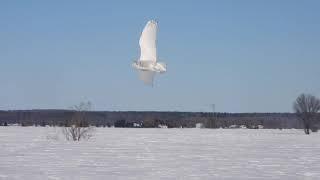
[1, 0, 319, 112]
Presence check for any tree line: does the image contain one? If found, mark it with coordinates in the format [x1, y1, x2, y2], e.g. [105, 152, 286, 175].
[0, 110, 307, 129]
[0, 94, 319, 135]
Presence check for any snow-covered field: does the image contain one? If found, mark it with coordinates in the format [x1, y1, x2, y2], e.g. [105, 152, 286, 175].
[0, 127, 319, 180]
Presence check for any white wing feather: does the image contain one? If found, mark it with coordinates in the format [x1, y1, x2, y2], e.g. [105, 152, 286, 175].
[139, 20, 157, 62]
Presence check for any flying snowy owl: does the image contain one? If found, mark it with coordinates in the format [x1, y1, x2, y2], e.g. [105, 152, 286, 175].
[132, 20, 167, 85]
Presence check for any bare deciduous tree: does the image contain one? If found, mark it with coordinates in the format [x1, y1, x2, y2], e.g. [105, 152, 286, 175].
[293, 94, 320, 134]
[62, 102, 95, 141]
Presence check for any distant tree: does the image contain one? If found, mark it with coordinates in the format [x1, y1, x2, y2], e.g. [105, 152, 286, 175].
[293, 94, 320, 134]
[4, 122, 8, 126]
[62, 102, 95, 141]
[40, 121, 46, 127]
[114, 119, 126, 127]
[143, 117, 156, 128]
[205, 112, 218, 128]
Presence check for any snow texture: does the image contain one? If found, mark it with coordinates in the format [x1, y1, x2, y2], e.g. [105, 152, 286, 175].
[0, 127, 320, 180]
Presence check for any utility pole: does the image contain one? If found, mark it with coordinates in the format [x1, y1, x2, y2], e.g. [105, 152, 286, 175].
[211, 104, 215, 115]
[208, 104, 216, 128]
[210, 104, 216, 128]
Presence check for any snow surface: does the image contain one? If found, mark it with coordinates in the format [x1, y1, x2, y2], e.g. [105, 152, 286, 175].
[0, 127, 320, 180]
